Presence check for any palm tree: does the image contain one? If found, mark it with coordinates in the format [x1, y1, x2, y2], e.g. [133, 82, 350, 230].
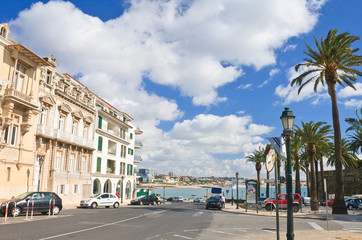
[299, 150, 310, 197]
[246, 146, 265, 199]
[264, 144, 272, 198]
[345, 108, 362, 132]
[348, 129, 362, 155]
[291, 30, 362, 214]
[294, 121, 332, 211]
[291, 134, 303, 196]
[327, 139, 360, 169]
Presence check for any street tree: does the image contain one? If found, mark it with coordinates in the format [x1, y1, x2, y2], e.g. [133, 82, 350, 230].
[246, 146, 265, 199]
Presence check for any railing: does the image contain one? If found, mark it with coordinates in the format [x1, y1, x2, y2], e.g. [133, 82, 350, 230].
[81, 172, 91, 180]
[69, 172, 80, 179]
[25, 199, 34, 220]
[134, 140, 143, 148]
[5, 88, 32, 102]
[4, 201, 17, 223]
[36, 124, 53, 138]
[54, 170, 67, 178]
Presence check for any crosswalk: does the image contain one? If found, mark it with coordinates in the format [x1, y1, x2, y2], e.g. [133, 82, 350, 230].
[333, 220, 362, 232]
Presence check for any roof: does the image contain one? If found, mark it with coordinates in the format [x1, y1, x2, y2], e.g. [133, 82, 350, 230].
[7, 44, 51, 66]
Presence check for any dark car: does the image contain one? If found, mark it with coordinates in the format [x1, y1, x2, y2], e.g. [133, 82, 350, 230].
[131, 195, 161, 205]
[205, 197, 222, 210]
[0, 192, 63, 217]
[345, 198, 362, 210]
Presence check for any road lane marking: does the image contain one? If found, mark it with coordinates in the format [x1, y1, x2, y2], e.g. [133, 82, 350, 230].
[173, 234, 193, 239]
[38, 210, 166, 240]
[308, 222, 324, 230]
[208, 229, 236, 236]
[192, 211, 204, 217]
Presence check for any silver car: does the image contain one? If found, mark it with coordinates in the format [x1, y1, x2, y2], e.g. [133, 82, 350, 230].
[80, 193, 120, 209]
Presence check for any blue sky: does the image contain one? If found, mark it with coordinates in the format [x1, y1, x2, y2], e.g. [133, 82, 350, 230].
[1, 0, 361, 178]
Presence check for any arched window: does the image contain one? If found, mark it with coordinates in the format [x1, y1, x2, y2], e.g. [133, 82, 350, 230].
[125, 180, 131, 199]
[103, 179, 112, 193]
[116, 180, 123, 200]
[93, 179, 101, 194]
[0, 27, 6, 37]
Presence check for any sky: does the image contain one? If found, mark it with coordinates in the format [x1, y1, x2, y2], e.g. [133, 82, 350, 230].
[1, 0, 361, 179]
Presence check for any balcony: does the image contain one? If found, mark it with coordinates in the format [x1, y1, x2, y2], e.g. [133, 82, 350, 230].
[134, 155, 142, 164]
[106, 160, 116, 174]
[134, 140, 143, 149]
[108, 140, 117, 155]
[5, 88, 32, 103]
[36, 124, 94, 149]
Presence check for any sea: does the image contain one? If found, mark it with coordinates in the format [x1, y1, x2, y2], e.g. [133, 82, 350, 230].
[150, 186, 308, 200]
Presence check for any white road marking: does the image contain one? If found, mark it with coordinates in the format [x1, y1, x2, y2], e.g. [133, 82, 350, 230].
[192, 211, 204, 217]
[308, 222, 324, 230]
[263, 229, 276, 234]
[208, 229, 236, 236]
[173, 234, 193, 239]
[333, 220, 362, 232]
[38, 210, 166, 240]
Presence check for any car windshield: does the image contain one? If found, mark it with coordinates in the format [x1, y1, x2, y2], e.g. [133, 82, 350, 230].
[12, 192, 31, 200]
[89, 193, 101, 198]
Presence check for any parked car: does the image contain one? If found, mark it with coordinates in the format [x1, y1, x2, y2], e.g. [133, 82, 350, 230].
[322, 199, 334, 207]
[359, 202, 362, 210]
[194, 197, 204, 203]
[302, 197, 311, 206]
[0, 192, 62, 217]
[263, 193, 302, 212]
[131, 195, 161, 205]
[80, 193, 120, 209]
[345, 198, 362, 210]
[172, 196, 184, 202]
[205, 197, 222, 210]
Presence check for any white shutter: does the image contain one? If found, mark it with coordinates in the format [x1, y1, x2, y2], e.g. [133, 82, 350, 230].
[65, 184, 69, 195]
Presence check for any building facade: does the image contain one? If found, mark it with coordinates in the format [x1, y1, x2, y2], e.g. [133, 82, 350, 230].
[0, 23, 51, 198]
[92, 98, 142, 203]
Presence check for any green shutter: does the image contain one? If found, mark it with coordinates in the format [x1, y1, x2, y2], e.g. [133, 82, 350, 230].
[130, 165, 133, 175]
[98, 136, 103, 151]
[98, 116, 102, 129]
[130, 133, 133, 139]
[97, 157, 101, 172]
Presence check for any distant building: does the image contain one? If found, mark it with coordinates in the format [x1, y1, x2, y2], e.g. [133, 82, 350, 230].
[169, 172, 175, 178]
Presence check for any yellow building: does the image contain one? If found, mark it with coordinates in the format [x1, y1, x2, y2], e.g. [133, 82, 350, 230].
[0, 23, 51, 199]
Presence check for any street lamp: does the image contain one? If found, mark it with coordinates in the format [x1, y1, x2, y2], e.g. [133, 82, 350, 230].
[236, 172, 239, 209]
[280, 107, 295, 240]
[37, 156, 44, 191]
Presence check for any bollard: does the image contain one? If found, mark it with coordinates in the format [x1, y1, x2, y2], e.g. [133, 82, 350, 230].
[49, 198, 55, 217]
[25, 199, 34, 220]
[4, 201, 17, 223]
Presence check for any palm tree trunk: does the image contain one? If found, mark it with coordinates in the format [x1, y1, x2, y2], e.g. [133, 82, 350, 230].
[266, 170, 270, 198]
[328, 83, 347, 214]
[310, 153, 319, 211]
[257, 170, 261, 199]
[295, 158, 301, 195]
[306, 169, 310, 197]
[315, 159, 319, 200]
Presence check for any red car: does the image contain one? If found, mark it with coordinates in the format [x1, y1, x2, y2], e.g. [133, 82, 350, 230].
[323, 199, 334, 207]
[264, 193, 302, 212]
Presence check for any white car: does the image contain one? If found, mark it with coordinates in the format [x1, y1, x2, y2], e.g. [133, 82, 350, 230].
[359, 202, 362, 210]
[80, 193, 120, 208]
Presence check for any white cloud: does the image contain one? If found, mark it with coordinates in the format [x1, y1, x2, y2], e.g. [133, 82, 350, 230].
[283, 44, 297, 52]
[7, 0, 325, 176]
[344, 99, 362, 109]
[269, 68, 280, 77]
[238, 84, 252, 90]
[338, 83, 362, 98]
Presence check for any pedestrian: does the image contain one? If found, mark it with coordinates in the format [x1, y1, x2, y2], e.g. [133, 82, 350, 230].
[116, 192, 120, 199]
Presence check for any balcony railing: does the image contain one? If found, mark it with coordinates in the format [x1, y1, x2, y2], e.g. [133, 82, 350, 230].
[134, 140, 143, 148]
[5, 88, 32, 102]
[36, 124, 94, 148]
[134, 155, 142, 163]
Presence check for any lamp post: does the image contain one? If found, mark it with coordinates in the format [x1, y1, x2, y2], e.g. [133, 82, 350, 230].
[236, 172, 239, 209]
[280, 107, 295, 240]
[37, 156, 44, 191]
[26, 169, 30, 192]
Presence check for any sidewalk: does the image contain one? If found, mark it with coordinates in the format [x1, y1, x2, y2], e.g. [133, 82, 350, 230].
[222, 203, 362, 240]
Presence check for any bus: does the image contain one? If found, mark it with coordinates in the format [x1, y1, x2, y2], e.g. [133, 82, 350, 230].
[211, 187, 223, 197]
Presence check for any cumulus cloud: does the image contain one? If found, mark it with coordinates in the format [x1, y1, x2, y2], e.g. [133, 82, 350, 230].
[7, 0, 325, 176]
[344, 99, 362, 109]
[338, 83, 362, 98]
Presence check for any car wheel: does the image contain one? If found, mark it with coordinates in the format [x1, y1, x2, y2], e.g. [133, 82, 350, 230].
[113, 202, 119, 208]
[140, 201, 143, 205]
[91, 202, 98, 209]
[157, 201, 161, 205]
[151, 201, 155, 205]
[348, 205, 353, 210]
[12, 207, 21, 217]
[292, 205, 299, 213]
[52, 206, 61, 215]
[265, 204, 273, 211]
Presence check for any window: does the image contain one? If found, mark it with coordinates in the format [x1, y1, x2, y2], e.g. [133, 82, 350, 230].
[69, 153, 75, 171]
[3, 126, 9, 143]
[121, 145, 126, 158]
[58, 184, 65, 195]
[81, 156, 87, 172]
[83, 125, 89, 138]
[40, 108, 48, 125]
[14, 64, 25, 92]
[55, 151, 62, 170]
[120, 162, 125, 175]
[98, 116, 102, 129]
[7, 167, 11, 181]
[0, 27, 6, 37]
[46, 70, 52, 84]
[127, 164, 133, 175]
[72, 120, 77, 135]
[96, 157, 102, 172]
[10, 126, 18, 145]
[73, 185, 79, 194]
[128, 148, 134, 156]
[98, 136, 103, 151]
[59, 115, 65, 131]
[120, 128, 125, 139]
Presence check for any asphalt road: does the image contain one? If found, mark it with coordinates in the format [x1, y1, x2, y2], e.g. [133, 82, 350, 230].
[0, 202, 361, 240]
